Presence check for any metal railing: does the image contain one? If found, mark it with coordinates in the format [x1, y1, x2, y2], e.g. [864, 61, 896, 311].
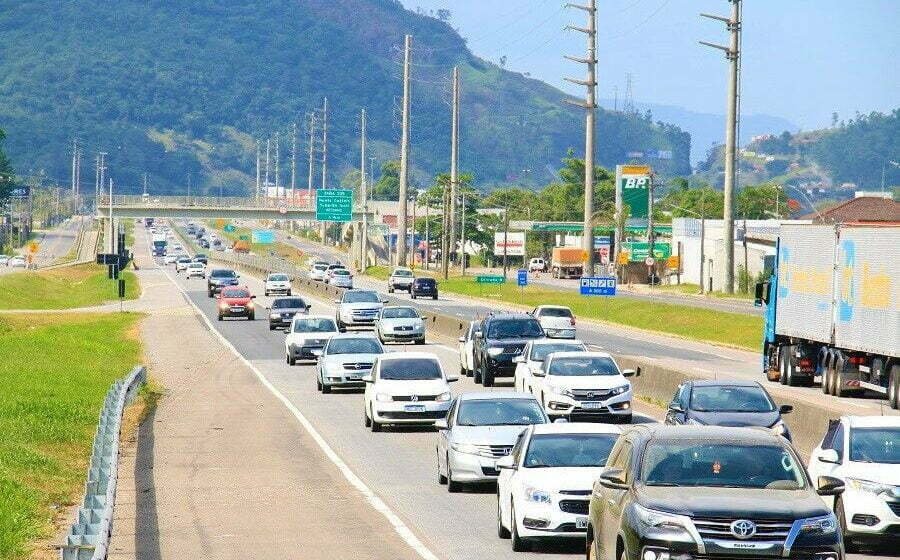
[59, 366, 146, 560]
[97, 195, 314, 210]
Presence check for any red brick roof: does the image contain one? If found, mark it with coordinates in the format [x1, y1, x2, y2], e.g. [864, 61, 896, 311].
[801, 196, 900, 223]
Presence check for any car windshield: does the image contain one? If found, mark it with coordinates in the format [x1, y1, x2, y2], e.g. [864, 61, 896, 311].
[211, 270, 236, 278]
[221, 289, 249, 298]
[188, 263, 202, 268]
[272, 298, 305, 309]
[538, 307, 572, 318]
[524, 433, 618, 468]
[849, 427, 900, 464]
[379, 358, 442, 380]
[548, 356, 619, 376]
[382, 307, 419, 319]
[326, 338, 384, 355]
[486, 319, 544, 339]
[530, 343, 586, 362]
[690, 385, 775, 413]
[456, 399, 546, 426]
[293, 318, 337, 333]
[269, 274, 288, 281]
[343, 291, 380, 303]
[392, 269, 413, 277]
[178, 257, 190, 262]
[314, 264, 328, 271]
[333, 270, 351, 276]
[415, 279, 435, 286]
[641, 442, 807, 489]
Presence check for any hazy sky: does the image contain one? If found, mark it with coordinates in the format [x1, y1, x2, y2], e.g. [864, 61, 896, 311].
[400, 0, 899, 129]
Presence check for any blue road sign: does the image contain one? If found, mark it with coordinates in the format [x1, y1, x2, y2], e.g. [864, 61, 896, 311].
[517, 269, 528, 287]
[580, 276, 617, 296]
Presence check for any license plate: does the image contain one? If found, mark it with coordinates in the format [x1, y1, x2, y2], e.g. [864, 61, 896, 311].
[582, 402, 604, 409]
[576, 517, 588, 529]
[404, 405, 426, 412]
[230, 307, 243, 313]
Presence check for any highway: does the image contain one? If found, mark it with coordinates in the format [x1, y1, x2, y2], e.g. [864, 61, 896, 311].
[0, 216, 82, 274]
[277, 232, 898, 418]
[151, 224, 894, 560]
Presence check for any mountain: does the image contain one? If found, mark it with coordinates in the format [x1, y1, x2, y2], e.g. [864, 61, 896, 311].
[0, 0, 690, 196]
[598, 99, 797, 166]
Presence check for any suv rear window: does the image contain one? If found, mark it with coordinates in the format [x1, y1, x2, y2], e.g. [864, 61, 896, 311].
[486, 318, 544, 339]
[415, 278, 436, 286]
[211, 269, 236, 278]
[538, 307, 572, 318]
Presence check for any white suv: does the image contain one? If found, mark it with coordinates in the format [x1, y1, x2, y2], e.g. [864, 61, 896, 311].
[388, 267, 415, 293]
[264, 273, 292, 296]
[807, 415, 900, 551]
[284, 315, 339, 365]
[336, 290, 385, 330]
[363, 352, 457, 431]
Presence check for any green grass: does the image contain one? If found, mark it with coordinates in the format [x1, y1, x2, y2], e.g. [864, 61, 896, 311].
[653, 282, 754, 300]
[364, 266, 762, 350]
[0, 313, 142, 560]
[0, 264, 140, 310]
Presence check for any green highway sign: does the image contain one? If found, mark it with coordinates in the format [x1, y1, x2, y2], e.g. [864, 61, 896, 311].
[316, 189, 353, 222]
[475, 274, 506, 284]
[223, 224, 236, 233]
[621, 242, 671, 262]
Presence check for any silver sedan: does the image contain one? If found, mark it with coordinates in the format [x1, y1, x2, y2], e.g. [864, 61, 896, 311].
[375, 305, 425, 345]
[316, 334, 385, 393]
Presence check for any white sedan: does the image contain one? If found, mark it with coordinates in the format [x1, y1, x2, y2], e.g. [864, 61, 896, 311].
[512, 339, 587, 394]
[284, 315, 339, 365]
[807, 415, 900, 551]
[309, 263, 329, 282]
[9, 255, 26, 268]
[363, 352, 456, 431]
[264, 273, 292, 296]
[496, 423, 621, 551]
[531, 305, 576, 339]
[185, 262, 206, 279]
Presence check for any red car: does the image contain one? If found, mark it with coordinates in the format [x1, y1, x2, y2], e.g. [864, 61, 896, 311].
[216, 286, 256, 321]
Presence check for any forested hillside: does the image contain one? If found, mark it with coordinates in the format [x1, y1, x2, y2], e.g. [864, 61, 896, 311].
[0, 0, 690, 195]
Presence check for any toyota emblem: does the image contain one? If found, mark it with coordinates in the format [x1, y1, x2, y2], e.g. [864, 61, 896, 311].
[730, 519, 757, 539]
[410, 395, 418, 402]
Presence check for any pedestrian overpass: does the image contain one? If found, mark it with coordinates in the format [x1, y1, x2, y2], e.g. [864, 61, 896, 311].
[95, 195, 370, 221]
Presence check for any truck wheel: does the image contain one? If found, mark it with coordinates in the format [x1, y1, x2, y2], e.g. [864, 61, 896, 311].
[834, 357, 850, 397]
[483, 368, 494, 388]
[778, 346, 789, 385]
[822, 354, 832, 394]
[473, 362, 483, 385]
[889, 364, 899, 410]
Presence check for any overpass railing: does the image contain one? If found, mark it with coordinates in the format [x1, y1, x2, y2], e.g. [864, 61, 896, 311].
[97, 195, 314, 210]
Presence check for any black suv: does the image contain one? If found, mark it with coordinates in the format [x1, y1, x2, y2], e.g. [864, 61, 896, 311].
[207, 268, 239, 297]
[473, 313, 545, 387]
[665, 379, 794, 441]
[411, 277, 438, 300]
[586, 425, 845, 560]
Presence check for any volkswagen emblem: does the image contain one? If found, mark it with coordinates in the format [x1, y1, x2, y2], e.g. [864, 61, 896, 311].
[587, 392, 596, 399]
[730, 519, 757, 540]
[410, 395, 418, 402]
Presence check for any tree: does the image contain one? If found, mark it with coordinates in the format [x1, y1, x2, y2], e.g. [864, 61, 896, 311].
[340, 169, 362, 200]
[659, 180, 724, 218]
[737, 182, 788, 219]
[371, 160, 401, 200]
[0, 129, 16, 205]
[436, 8, 452, 22]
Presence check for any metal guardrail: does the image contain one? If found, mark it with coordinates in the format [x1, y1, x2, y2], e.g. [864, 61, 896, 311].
[59, 366, 146, 560]
[98, 194, 314, 210]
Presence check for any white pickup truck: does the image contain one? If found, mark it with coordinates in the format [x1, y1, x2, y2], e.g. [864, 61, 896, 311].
[387, 267, 415, 293]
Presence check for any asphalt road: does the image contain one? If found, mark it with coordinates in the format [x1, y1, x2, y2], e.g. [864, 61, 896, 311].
[0, 216, 82, 274]
[278, 233, 897, 418]
[154, 225, 895, 560]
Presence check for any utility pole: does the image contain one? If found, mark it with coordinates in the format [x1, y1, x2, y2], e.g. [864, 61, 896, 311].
[320, 97, 329, 243]
[94, 155, 100, 212]
[360, 108, 368, 269]
[290, 122, 297, 200]
[502, 203, 510, 278]
[565, 0, 598, 277]
[264, 138, 271, 199]
[448, 65, 460, 277]
[98, 152, 107, 212]
[460, 189, 467, 275]
[71, 138, 77, 198]
[75, 147, 81, 209]
[307, 113, 316, 200]
[255, 140, 261, 204]
[700, 0, 741, 294]
[143, 173, 148, 197]
[397, 34, 412, 267]
[107, 178, 114, 253]
[274, 132, 281, 199]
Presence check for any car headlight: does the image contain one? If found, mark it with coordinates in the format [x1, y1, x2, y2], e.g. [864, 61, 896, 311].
[524, 486, 551, 504]
[548, 384, 572, 397]
[611, 384, 630, 395]
[436, 391, 451, 402]
[375, 393, 393, 403]
[846, 478, 894, 497]
[218, 302, 229, 309]
[487, 347, 504, 357]
[686, 418, 704, 425]
[450, 442, 480, 455]
[270, 313, 281, 319]
[634, 504, 692, 533]
[799, 514, 837, 535]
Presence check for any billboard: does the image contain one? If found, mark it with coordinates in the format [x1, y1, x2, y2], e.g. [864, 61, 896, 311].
[616, 164, 651, 219]
[494, 232, 525, 256]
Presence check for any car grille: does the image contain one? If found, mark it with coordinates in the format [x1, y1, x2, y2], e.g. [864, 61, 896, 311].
[342, 362, 373, 371]
[569, 389, 614, 401]
[395, 325, 414, 331]
[559, 500, 589, 515]
[379, 411, 446, 420]
[692, 516, 793, 542]
[503, 344, 525, 355]
[551, 523, 585, 533]
[304, 339, 326, 346]
[392, 394, 439, 402]
[888, 502, 900, 516]
[352, 309, 379, 318]
[559, 489, 591, 496]
[469, 444, 513, 458]
[481, 466, 500, 476]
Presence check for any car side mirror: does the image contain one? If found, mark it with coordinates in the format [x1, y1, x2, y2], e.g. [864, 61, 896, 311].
[622, 368, 640, 378]
[433, 419, 448, 430]
[458, 336, 466, 343]
[447, 375, 459, 383]
[382, 300, 389, 304]
[599, 467, 627, 489]
[668, 402, 684, 413]
[779, 404, 793, 414]
[250, 295, 256, 299]
[334, 299, 341, 304]
[474, 331, 483, 339]
[361, 374, 373, 383]
[512, 356, 524, 364]
[283, 327, 291, 333]
[306, 305, 311, 310]
[816, 475, 845, 496]
[816, 449, 840, 465]
[496, 456, 516, 470]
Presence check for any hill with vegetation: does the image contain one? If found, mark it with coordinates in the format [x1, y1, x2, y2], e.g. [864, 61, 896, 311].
[0, 0, 690, 196]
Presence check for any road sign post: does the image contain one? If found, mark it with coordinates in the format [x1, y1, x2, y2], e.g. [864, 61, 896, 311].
[517, 268, 528, 304]
[316, 189, 353, 222]
[580, 276, 617, 296]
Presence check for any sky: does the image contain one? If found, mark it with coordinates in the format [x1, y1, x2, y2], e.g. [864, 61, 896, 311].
[400, 0, 899, 130]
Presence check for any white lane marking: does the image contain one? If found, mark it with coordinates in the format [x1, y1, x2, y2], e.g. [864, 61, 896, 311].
[156, 243, 440, 560]
[588, 344, 605, 350]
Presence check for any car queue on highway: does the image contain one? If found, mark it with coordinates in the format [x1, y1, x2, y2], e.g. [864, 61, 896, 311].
[149, 219, 899, 558]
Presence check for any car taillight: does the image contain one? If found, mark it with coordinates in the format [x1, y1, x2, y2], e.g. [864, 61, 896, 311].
[848, 356, 866, 366]
[799, 358, 812, 367]
[570, 317, 576, 326]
